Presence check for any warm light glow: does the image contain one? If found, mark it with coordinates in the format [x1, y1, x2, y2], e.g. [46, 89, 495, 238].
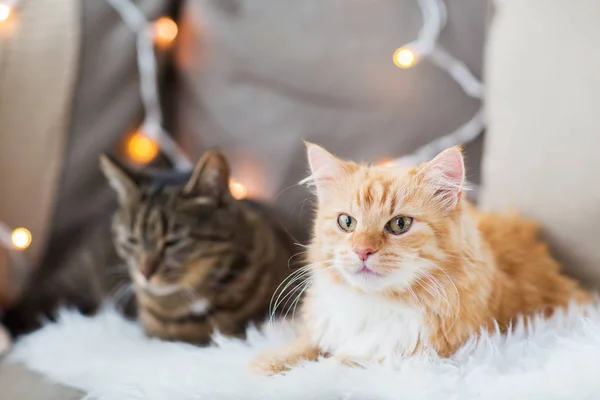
[153, 17, 178, 49]
[0, 4, 11, 22]
[376, 158, 395, 167]
[229, 179, 247, 200]
[11, 228, 32, 250]
[126, 131, 160, 165]
[393, 47, 416, 69]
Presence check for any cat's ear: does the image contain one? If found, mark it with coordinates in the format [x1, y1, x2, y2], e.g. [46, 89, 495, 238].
[183, 150, 230, 201]
[99, 154, 139, 204]
[418, 146, 465, 210]
[304, 142, 346, 195]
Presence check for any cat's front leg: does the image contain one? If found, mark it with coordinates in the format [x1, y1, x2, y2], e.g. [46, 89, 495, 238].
[249, 333, 320, 376]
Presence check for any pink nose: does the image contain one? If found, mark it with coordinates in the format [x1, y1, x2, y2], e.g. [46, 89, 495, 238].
[353, 247, 376, 261]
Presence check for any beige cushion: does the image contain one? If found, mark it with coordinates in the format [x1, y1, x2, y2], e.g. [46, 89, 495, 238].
[0, 0, 79, 304]
[482, 0, 600, 286]
[176, 0, 488, 229]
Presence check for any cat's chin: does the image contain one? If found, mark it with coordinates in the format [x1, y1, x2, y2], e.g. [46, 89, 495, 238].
[337, 265, 416, 294]
[132, 270, 183, 296]
[339, 267, 393, 293]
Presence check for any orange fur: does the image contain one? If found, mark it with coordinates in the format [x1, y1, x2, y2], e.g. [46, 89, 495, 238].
[251, 144, 589, 374]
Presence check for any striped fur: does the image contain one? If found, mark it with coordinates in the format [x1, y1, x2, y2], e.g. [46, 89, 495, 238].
[101, 151, 296, 344]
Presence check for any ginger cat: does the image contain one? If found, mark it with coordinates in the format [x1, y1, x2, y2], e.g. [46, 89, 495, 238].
[251, 143, 589, 375]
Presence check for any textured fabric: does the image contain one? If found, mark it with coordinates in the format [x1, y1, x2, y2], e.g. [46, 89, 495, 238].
[175, 0, 487, 230]
[9, 304, 600, 399]
[482, 0, 600, 287]
[0, 0, 79, 304]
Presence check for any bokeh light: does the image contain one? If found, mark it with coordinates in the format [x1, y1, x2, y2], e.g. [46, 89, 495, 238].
[11, 228, 32, 250]
[229, 179, 247, 200]
[393, 47, 416, 69]
[126, 131, 160, 165]
[376, 158, 395, 167]
[153, 17, 178, 49]
[0, 4, 11, 22]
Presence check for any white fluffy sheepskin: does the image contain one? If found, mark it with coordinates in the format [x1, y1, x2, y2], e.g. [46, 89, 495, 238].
[8, 303, 600, 400]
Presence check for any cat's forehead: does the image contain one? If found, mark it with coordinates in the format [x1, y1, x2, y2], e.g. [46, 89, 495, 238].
[138, 183, 181, 203]
[335, 165, 422, 216]
[119, 184, 185, 222]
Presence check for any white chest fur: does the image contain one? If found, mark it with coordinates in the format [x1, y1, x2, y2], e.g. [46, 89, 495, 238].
[309, 277, 428, 362]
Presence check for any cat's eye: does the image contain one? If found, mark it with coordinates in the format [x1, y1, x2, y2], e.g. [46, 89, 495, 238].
[337, 214, 357, 232]
[126, 236, 139, 246]
[386, 216, 413, 235]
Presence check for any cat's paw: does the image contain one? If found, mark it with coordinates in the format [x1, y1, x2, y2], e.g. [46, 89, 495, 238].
[248, 353, 291, 376]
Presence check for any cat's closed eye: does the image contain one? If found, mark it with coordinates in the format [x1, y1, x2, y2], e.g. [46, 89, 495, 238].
[126, 236, 139, 246]
[164, 237, 183, 247]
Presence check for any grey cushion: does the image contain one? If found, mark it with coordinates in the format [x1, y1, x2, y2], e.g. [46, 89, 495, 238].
[46, 0, 177, 262]
[175, 0, 487, 228]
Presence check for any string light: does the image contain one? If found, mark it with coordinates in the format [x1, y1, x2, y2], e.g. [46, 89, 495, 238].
[10, 228, 31, 250]
[0, 3, 11, 22]
[125, 130, 160, 165]
[105, 0, 191, 170]
[391, 0, 485, 168]
[153, 17, 178, 49]
[393, 47, 416, 69]
[229, 179, 248, 200]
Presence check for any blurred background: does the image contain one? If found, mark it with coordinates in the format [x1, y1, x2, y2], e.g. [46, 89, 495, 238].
[1, 0, 600, 347]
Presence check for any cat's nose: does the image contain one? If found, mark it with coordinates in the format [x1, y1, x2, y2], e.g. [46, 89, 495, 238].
[353, 247, 376, 262]
[139, 258, 160, 280]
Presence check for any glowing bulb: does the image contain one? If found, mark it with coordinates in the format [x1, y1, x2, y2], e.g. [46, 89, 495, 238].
[11, 228, 32, 250]
[125, 131, 160, 165]
[0, 4, 11, 22]
[393, 47, 416, 69]
[153, 17, 178, 49]
[229, 179, 247, 200]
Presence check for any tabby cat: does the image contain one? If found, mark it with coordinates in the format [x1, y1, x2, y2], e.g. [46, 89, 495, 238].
[251, 143, 590, 375]
[101, 150, 297, 344]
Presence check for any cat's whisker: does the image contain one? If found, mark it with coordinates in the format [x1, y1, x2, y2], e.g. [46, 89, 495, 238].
[269, 261, 335, 324]
[413, 267, 454, 315]
[298, 196, 316, 218]
[272, 182, 302, 207]
[290, 196, 314, 218]
[293, 243, 336, 257]
[415, 268, 451, 306]
[281, 266, 338, 324]
[406, 283, 433, 327]
[270, 264, 315, 308]
[269, 269, 313, 322]
[287, 251, 311, 269]
[412, 258, 461, 324]
[112, 282, 134, 313]
[279, 279, 310, 322]
[287, 277, 315, 323]
[412, 273, 439, 299]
